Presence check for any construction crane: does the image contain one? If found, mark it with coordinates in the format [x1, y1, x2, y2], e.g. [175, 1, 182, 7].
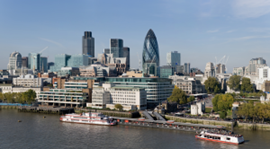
[39, 46, 48, 54]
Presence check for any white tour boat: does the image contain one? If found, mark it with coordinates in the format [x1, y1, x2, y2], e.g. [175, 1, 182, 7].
[60, 112, 116, 126]
[195, 131, 244, 145]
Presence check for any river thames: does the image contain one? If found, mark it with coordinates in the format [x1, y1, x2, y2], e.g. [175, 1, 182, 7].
[1, 109, 270, 149]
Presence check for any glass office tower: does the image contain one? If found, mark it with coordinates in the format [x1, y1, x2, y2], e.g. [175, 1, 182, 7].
[28, 53, 41, 71]
[142, 29, 160, 76]
[110, 39, 123, 58]
[82, 31, 95, 57]
[167, 51, 180, 68]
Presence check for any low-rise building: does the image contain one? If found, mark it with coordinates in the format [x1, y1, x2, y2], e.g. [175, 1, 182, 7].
[191, 101, 205, 115]
[57, 67, 80, 77]
[13, 74, 44, 87]
[90, 83, 147, 110]
[158, 65, 175, 78]
[79, 63, 117, 77]
[38, 89, 89, 107]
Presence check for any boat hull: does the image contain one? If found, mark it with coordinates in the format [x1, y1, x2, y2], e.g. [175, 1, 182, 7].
[60, 120, 116, 126]
[195, 135, 244, 145]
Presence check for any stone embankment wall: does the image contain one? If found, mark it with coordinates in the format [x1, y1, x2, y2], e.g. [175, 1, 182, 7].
[0, 106, 18, 109]
[236, 121, 270, 131]
[165, 115, 232, 129]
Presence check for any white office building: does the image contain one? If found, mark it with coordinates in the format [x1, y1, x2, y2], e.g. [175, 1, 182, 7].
[7, 51, 22, 70]
[13, 74, 44, 87]
[90, 83, 147, 110]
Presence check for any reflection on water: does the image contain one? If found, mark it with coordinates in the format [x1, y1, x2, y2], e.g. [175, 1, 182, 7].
[0, 109, 269, 149]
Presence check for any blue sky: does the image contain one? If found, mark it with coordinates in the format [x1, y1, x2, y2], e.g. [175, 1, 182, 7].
[1, 0, 270, 72]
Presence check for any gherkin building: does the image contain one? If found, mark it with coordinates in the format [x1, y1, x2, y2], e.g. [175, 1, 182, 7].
[142, 29, 160, 76]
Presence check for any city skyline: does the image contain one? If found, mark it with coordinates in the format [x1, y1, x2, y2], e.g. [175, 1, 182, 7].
[1, 0, 270, 72]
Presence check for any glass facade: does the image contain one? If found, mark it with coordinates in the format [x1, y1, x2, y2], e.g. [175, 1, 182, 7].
[50, 54, 70, 72]
[167, 51, 180, 68]
[8, 52, 22, 70]
[123, 47, 130, 70]
[41, 57, 48, 72]
[28, 53, 41, 71]
[158, 65, 175, 78]
[142, 29, 159, 76]
[73, 77, 173, 105]
[110, 39, 123, 58]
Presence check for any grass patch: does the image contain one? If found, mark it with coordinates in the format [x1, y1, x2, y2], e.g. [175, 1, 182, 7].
[205, 108, 212, 113]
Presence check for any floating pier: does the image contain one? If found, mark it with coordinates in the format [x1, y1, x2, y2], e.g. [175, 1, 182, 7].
[113, 117, 226, 132]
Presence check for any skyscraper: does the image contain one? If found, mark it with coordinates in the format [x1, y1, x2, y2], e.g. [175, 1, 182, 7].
[41, 57, 48, 72]
[21, 57, 28, 68]
[167, 51, 180, 68]
[28, 53, 41, 71]
[110, 39, 123, 58]
[7, 52, 22, 70]
[184, 63, 190, 74]
[82, 31, 95, 57]
[142, 29, 159, 76]
[104, 48, 110, 54]
[123, 47, 130, 70]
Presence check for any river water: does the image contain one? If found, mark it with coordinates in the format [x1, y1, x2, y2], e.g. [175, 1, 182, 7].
[0, 109, 269, 149]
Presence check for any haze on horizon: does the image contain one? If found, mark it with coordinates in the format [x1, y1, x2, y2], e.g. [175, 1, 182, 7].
[1, 0, 270, 72]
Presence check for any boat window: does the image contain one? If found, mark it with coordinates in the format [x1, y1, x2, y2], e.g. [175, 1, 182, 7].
[218, 137, 220, 140]
[226, 137, 231, 140]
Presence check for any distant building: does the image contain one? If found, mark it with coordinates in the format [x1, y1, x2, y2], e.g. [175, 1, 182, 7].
[8, 52, 22, 70]
[41, 57, 48, 72]
[204, 62, 215, 78]
[158, 65, 175, 78]
[47, 62, 54, 71]
[21, 57, 28, 68]
[13, 74, 44, 87]
[176, 65, 184, 74]
[88, 57, 97, 65]
[184, 63, 190, 74]
[123, 47, 130, 71]
[97, 53, 127, 75]
[103, 48, 110, 54]
[110, 39, 123, 58]
[247, 57, 266, 76]
[82, 31, 95, 57]
[167, 51, 180, 68]
[50, 54, 88, 72]
[57, 67, 80, 77]
[28, 53, 41, 71]
[79, 63, 117, 77]
[216, 63, 225, 74]
[233, 67, 245, 76]
[142, 29, 160, 76]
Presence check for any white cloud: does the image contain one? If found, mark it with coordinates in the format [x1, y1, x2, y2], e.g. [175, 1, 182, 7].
[233, 0, 270, 18]
[227, 30, 235, 33]
[233, 35, 270, 41]
[39, 38, 64, 48]
[207, 29, 219, 33]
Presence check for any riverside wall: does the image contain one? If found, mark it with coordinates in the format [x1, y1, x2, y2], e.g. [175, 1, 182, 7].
[165, 115, 233, 129]
[236, 121, 270, 131]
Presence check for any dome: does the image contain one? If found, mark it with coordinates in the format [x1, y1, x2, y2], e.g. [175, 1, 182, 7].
[10, 51, 21, 58]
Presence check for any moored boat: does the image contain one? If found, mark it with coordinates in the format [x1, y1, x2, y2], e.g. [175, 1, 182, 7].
[60, 112, 116, 126]
[195, 131, 244, 145]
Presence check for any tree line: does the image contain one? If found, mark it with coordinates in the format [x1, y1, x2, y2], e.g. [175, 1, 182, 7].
[167, 86, 195, 104]
[0, 89, 36, 104]
[237, 102, 270, 123]
[212, 94, 235, 119]
[228, 75, 253, 92]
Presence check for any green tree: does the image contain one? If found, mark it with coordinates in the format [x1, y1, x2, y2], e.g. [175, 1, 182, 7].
[214, 85, 220, 94]
[188, 96, 195, 103]
[241, 77, 253, 92]
[220, 111, 227, 119]
[167, 86, 187, 104]
[228, 75, 241, 91]
[115, 104, 123, 111]
[23, 89, 36, 104]
[204, 77, 220, 94]
[0, 92, 3, 102]
[212, 94, 235, 112]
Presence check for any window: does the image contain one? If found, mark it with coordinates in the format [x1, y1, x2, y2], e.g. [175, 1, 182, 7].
[226, 137, 231, 141]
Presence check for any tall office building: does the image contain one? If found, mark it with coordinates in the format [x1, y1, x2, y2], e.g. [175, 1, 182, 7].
[167, 51, 180, 68]
[104, 48, 110, 54]
[47, 62, 54, 71]
[41, 57, 48, 72]
[82, 31, 95, 57]
[142, 29, 160, 76]
[21, 57, 28, 68]
[184, 63, 190, 74]
[28, 53, 41, 71]
[7, 52, 22, 70]
[110, 39, 123, 58]
[123, 47, 130, 70]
